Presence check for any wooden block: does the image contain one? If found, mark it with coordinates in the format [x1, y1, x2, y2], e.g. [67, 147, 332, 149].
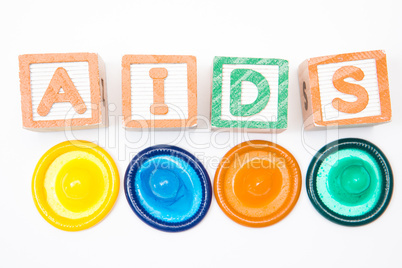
[211, 57, 288, 132]
[19, 53, 107, 131]
[122, 55, 197, 129]
[298, 50, 391, 130]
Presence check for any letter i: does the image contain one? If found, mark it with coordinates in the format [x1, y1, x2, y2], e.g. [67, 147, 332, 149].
[149, 68, 169, 115]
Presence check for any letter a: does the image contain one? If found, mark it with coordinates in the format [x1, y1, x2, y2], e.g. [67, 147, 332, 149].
[37, 67, 87, 116]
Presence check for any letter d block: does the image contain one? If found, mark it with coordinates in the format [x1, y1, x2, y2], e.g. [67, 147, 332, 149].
[122, 55, 197, 129]
[298, 50, 391, 130]
[211, 57, 288, 132]
[19, 53, 107, 131]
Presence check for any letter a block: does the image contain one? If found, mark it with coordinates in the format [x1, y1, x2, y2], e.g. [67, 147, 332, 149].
[298, 50, 391, 130]
[19, 53, 107, 131]
[211, 57, 288, 132]
[122, 55, 197, 129]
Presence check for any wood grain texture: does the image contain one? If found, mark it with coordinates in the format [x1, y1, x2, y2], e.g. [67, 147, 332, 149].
[19, 53, 107, 131]
[299, 50, 391, 130]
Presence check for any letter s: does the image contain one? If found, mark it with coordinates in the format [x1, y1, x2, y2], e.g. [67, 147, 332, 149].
[332, 66, 369, 114]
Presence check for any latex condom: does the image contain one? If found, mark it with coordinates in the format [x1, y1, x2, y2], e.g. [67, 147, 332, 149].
[124, 145, 212, 232]
[214, 140, 302, 227]
[32, 140, 119, 231]
[306, 138, 393, 226]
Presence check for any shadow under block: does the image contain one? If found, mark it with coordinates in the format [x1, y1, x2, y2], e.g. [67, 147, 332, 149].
[122, 55, 197, 129]
[298, 50, 391, 130]
[19, 53, 108, 131]
[211, 57, 288, 132]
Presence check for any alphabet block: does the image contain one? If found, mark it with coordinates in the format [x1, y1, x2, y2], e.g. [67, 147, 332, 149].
[298, 50, 391, 130]
[211, 57, 288, 132]
[122, 55, 197, 129]
[19, 53, 107, 131]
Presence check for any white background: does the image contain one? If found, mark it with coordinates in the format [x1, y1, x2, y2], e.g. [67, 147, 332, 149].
[0, 0, 401, 267]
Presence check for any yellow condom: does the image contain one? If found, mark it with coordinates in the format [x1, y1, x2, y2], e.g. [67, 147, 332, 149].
[32, 140, 119, 231]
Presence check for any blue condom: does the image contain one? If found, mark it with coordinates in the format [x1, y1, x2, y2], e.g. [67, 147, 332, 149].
[124, 145, 212, 232]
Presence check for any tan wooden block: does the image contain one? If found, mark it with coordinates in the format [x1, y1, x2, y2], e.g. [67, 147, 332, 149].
[122, 55, 197, 129]
[298, 50, 391, 130]
[19, 53, 107, 131]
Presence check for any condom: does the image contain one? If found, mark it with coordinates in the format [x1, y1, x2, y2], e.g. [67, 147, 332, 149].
[306, 138, 393, 226]
[124, 145, 212, 232]
[32, 140, 119, 231]
[214, 140, 302, 227]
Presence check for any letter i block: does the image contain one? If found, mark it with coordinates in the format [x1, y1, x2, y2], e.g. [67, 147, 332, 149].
[211, 57, 288, 132]
[19, 53, 107, 131]
[298, 50, 391, 130]
[122, 55, 197, 129]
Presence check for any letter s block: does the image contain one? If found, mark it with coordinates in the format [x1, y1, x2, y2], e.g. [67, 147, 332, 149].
[122, 55, 197, 129]
[298, 50, 391, 130]
[19, 53, 107, 131]
[211, 57, 288, 132]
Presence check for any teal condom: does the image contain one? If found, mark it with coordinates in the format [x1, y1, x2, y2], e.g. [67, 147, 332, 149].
[306, 138, 393, 226]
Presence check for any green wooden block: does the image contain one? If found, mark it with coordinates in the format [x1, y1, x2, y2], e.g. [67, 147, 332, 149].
[211, 56, 288, 132]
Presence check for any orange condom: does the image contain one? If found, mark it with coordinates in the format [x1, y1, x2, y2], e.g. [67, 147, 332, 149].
[214, 140, 302, 227]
